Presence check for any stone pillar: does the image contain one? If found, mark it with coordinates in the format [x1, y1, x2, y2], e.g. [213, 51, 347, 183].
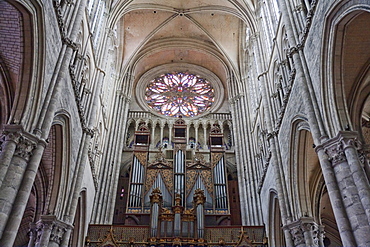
[168, 123, 173, 145]
[194, 123, 199, 147]
[0, 126, 22, 187]
[160, 124, 164, 145]
[0, 130, 37, 238]
[186, 125, 190, 146]
[151, 124, 156, 148]
[203, 126, 207, 149]
[285, 218, 321, 247]
[319, 131, 370, 246]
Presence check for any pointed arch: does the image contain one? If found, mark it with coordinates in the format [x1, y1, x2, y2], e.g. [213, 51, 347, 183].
[0, 0, 44, 129]
[322, 2, 370, 136]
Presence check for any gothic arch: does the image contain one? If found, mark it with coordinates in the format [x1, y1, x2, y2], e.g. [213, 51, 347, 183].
[268, 190, 285, 246]
[0, 0, 44, 129]
[49, 113, 72, 218]
[0, 58, 12, 129]
[14, 118, 70, 245]
[289, 118, 342, 245]
[289, 119, 322, 220]
[322, 2, 370, 137]
[70, 189, 87, 247]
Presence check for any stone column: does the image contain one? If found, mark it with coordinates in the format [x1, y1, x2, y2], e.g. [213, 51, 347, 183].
[194, 123, 199, 146]
[203, 126, 207, 149]
[168, 122, 173, 146]
[151, 124, 156, 148]
[160, 123, 164, 145]
[0, 140, 46, 246]
[0, 130, 37, 239]
[320, 131, 370, 246]
[0, 126, 22, 187]
[186, 125, 190, 146]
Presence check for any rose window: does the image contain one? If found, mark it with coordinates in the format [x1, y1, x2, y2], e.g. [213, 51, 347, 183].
[145, 72, 215, 117]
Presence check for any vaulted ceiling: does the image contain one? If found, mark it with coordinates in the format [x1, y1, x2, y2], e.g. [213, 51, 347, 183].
[109, 0, 257, 95]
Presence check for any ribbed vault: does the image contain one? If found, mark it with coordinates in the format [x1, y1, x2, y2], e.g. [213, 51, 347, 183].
[108, 0, 257, 105]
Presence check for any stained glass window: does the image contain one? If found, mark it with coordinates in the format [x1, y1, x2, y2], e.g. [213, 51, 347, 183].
[145, 72, 215, 117]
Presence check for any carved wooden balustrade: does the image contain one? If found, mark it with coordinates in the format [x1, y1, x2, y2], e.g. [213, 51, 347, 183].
[85, 225, 267, 246]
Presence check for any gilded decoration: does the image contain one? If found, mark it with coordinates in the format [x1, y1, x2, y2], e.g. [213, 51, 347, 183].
[200, 170, 213, 195]
[97, 226, 118, 247]
[161, 207, 172, 214]
[211, 153, 223, 168]
[160, 169, 173, 194]
[194, 189, 206, 205]
[144, 169, 160, 194]
[150, 188, 162, 204]
[159, 214, 174, 221]
[134, 152, 147, 166]
[186, 170, 199, 196]
[193, 151, 206, 164]
[174, 143, 186, 153]
[185, 170, 213, 197]
[144, 169, 174, 197]
[86, 225, 267, 246]
[151, 148, 172, 167]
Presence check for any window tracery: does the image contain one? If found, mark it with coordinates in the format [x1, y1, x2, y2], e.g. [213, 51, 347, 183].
[145, 72, 215, 118]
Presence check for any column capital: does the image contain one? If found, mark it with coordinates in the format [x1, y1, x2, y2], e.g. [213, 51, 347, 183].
[284, 217, 320, 247]
[2, 125, 41, 161]
[318, 131, 362, 167]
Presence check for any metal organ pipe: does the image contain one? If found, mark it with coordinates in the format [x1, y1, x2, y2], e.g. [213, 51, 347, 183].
[129, 157, 144, 207]
[214, 156, 227, 209]
[174, 150, 185, 205]
[150, 203, 159, 237]
[197, 204, 204, 238]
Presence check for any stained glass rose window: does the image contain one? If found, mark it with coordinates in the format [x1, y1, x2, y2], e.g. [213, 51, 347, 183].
[145, 72, 214, 117]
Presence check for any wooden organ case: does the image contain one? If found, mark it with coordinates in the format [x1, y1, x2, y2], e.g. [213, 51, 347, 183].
[128, 122, 230, 241]
[86, 121, 267, 246]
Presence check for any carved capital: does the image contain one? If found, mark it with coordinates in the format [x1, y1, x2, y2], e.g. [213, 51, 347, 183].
[35, 215, 72, 246]
[14, 135, 37, 161]
[285, 218, 321, 247]
[322, 131, 362, 167]
[50, 220, 69, 245]
[290, 225, 305, 246]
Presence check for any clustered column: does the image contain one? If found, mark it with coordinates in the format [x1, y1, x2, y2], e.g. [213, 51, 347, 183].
[317, 131, 370, 246]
